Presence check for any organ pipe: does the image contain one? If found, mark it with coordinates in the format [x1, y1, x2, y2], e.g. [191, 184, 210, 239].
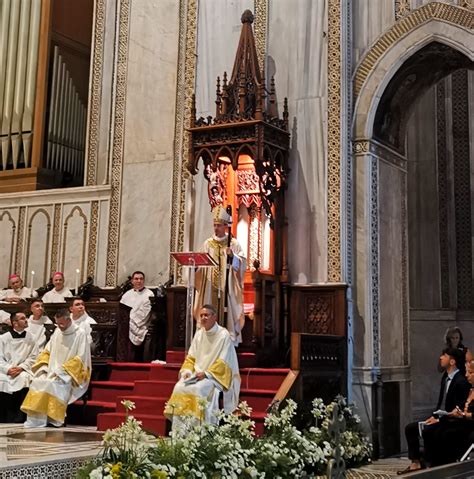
[0, 0, 40, 171]
[46, 46, 87, 177]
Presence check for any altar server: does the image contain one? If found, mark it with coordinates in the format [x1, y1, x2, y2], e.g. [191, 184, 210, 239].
[120, 271, 154, 361]
[70, 298, 96, 345]
[0, 312, 39, 423]
[21, 309, 91, 428]
[27, 299, 53, 350]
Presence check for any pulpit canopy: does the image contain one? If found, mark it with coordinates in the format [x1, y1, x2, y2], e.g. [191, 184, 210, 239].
[187, 9, 290, 225]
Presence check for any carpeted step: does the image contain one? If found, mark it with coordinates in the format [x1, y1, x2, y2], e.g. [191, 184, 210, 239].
[165, 350, 184, 364]
[239, 388, 276, 412]
[240, 368, 290, 390]
[132, 380, 176, 396]
[90, 381, 135, 402]
[67, 400, 116, 426]
[251, 411, 266, 436]
[115, 395, 168, 415]
[107, 362, 152, 382]
[97, 412, 167, 436]
[149, 363, 180, 381]
[237, 352, 258, 368]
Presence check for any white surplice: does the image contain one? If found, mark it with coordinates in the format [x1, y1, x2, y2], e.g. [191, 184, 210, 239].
[0, 331, 39, 393]
[0, 287, 37, 302]
[120, 288, 154, 346]
[21, 322, 91, 426]
[71, 312, 97, 345]
[0, 310, 10, 324]
[41, 287, 73, 303]
[27, 315, 53, 350]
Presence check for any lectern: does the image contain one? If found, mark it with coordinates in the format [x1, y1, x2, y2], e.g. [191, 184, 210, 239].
[170, 252, 217, 351]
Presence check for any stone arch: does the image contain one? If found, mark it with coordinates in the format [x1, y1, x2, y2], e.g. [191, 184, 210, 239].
[353, 3, 473, 141]
[350, 3, 473, 454]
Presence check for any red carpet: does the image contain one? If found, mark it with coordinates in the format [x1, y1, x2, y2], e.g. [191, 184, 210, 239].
[68, 352, 290, 436]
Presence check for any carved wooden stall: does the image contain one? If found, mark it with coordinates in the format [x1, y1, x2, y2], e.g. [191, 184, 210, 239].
[186, 10, 290, 358]
[0, 288, 166, 369]
[290, 284, 348, 405]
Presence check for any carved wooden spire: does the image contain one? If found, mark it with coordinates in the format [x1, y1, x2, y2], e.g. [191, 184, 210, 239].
[188, 10, 290, 225]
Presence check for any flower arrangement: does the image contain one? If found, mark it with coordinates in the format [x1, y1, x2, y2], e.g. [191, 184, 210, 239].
[78, 396, 371, 478]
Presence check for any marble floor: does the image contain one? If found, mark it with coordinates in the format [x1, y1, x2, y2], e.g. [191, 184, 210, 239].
[0, 424, 102, 478]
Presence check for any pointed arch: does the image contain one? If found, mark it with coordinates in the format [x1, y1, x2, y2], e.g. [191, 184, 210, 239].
[353, 2, 474, 141]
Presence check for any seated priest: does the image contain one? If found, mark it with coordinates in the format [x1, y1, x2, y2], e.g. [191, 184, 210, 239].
[164, 304, 240, 435]
[27, 299, 53, 350]
[21, 309, 91, 428]
[0, 274, 38, 303]
[41, 272, 73, 303]
[0, 312, 39, 423]
[70, 298, 96, 345]
[119, 271, 154, 361]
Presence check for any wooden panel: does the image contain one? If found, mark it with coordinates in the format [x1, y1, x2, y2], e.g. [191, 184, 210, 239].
[0, 294, 166, 362]
[166, 285, 186, 350]
[0, 167, 39, 192]
[291, 332, 348, 405]
[289, 284, 347, 336]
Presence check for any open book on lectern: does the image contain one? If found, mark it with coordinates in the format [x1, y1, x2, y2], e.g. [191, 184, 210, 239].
[170, 252, 218, 267]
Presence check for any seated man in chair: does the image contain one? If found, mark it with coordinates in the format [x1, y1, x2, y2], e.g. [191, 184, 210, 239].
[21, 309, 91, 428]
[398, 347, 469, 474]
[0, 312, 39, 423]
[164, 304, 240, 435]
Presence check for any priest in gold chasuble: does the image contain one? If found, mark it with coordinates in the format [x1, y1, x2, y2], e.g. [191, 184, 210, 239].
[21, 309, 91, 427]
[165, 305, 240, 435]
[194, 206, 246, 346]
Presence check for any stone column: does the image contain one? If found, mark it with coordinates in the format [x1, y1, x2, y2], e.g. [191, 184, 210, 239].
[352, 139, 410, 455]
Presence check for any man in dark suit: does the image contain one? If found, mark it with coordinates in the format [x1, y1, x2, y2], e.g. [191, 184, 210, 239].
[398, 348, 470, 475]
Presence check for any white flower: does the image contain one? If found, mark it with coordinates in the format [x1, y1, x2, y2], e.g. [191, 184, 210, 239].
[121, 399, 136, 411]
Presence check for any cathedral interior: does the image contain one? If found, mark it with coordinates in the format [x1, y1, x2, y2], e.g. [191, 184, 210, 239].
[0, 0, 473, 463]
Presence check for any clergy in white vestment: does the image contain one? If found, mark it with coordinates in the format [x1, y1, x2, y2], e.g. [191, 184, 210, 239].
[164, 304, 240, 435]
[70, 298, 97, 345]
[0, 312, 40, 423]
[27, 299, 53, 350]
[0, 274, 38, 303]
[41, 272, 73, 303]
[194, 206, 246, 346]
[120, 271, 154, 361]
[21, 309, 91, 428]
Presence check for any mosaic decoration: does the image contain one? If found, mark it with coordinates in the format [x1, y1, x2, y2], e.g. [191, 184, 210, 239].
[85, 0, 106, 186]
[452, 69, 472, 309]
[354, 3, 473, 98]
[105, 0, 131, 286]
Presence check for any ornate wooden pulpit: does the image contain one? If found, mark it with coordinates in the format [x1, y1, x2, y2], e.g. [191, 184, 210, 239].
[187, 10, 290, 354]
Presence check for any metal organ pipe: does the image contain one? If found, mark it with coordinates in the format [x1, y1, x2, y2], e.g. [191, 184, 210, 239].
[23, 0, 41, 168]
[0, 0, 40, 171]
[46, 47, 87, 178]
